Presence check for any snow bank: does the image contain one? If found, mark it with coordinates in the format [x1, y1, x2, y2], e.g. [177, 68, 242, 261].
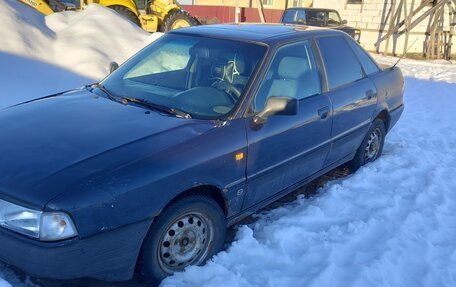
[161, 58, 456, 287]
[0, 0, 161, 109]
[372, 54, 456, 83]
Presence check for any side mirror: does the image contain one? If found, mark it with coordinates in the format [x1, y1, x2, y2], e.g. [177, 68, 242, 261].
[341, 19, 348, 25]
[109, 61, 119, 74]
[253, 96, 298, 125]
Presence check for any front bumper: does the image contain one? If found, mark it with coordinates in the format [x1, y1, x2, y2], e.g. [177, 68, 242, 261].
[0, 219, 152, 281]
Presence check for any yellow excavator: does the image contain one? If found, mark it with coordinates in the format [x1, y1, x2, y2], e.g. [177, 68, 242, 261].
[18, 0, 199, 32]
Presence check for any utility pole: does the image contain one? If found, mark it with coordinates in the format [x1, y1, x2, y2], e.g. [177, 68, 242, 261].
[235, 0, 239, 23]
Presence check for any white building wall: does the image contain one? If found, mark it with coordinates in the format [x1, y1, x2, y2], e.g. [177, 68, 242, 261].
[313, 0, 455, 56]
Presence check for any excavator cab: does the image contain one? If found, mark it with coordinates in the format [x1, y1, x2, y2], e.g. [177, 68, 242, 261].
[17, 0, 80, 14]
[46, 0, 80, 12]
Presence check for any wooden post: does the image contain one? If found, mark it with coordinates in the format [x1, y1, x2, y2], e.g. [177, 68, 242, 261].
[376, 0, 433, 47]
[426, 7, 437, 58]
[400, 0, 447, 36]
[427, 5, 445, 59]
[235, 0, 239, 23]
[402, 0, 415, 57]
[448, 1, 456, 58]
[384, 0, 399, 56]
[373, 0, 450, 58]
[256, 0, 266, 23]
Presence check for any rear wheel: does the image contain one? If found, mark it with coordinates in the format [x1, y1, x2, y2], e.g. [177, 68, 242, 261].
[348, 118, 386, 171]
[109, 5, 140, 26]
[138, 195, 226, 284]
[160, 10, 198, 32]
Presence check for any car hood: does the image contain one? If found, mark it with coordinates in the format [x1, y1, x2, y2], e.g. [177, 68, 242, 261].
[0, 89, 213, 209]
[331, 25, 357, 35]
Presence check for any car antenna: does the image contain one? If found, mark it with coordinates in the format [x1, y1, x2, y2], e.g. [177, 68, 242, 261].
[391, 38, 418, 69]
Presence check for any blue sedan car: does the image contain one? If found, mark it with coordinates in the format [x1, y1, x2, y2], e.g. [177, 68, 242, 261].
[0, 24, 404, 283]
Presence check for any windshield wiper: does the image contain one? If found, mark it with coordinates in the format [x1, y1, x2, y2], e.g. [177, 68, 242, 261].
[90, 84, 191, 119]
[122, 97, 192, 119]
[91, 83, 125, 104]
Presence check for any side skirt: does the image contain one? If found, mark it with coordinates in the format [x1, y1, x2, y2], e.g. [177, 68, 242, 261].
[226, 152, 355, 227]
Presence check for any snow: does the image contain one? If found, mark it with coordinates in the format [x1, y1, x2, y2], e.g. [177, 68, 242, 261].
[0, 0, 161, 109]
[161, 59, 456, 287]
[1, 0, 456, 286]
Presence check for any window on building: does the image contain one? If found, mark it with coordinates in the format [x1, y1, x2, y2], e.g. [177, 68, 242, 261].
[316, 36, 364, 89]
[292, 0, 305, 7]
[347, 0, 363, 4]
[262, 0, 274, 6]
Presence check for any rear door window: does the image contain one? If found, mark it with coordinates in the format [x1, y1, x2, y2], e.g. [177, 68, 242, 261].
[316, 36, 364, 89]
[296, 10, 306, 24]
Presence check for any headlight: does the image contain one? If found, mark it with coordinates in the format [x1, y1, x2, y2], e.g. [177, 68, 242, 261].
[354, 31, 361, 42]
[0, 199, 77, 241]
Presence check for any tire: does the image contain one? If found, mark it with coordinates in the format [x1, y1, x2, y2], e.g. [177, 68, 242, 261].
[347, 118, 386, 172]
[109, 5, 140, 26]
[160, 10, 199, 32]
[138, 195, 226, 284]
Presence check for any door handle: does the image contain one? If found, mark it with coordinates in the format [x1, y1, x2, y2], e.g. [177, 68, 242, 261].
[366, 89, 374, 100]
[318, 107, 330, 119]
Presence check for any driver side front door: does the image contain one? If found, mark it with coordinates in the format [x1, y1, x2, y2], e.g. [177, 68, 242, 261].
[242, 40, 333, 209]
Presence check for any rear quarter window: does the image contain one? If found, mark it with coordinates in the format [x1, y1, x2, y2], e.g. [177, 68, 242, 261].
[316, 36, 364, 89]
[346, 38, 380, 75]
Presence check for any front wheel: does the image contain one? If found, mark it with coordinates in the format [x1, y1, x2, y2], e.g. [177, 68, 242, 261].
[109, 5, 140, 26]
[160, 10, 199, 32]
[138, 195, 226, 284]
[348, 118, 386, 171]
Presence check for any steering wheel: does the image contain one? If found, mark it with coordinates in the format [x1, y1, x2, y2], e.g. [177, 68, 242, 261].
[210, 79, 242, 103]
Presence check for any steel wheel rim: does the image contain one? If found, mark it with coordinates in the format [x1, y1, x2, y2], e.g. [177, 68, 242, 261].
[158, 211, 213, 274]
[171, 19, 191, 30]
[365, 128, 381, 161]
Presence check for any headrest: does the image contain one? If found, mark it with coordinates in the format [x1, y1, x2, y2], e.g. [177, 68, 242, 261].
[211, 53, 247, 83]
[191, 46, 210, 59]
[217, 53, 246, 75]
[233, 53, 245, 75]
[278, 57, 310, 79]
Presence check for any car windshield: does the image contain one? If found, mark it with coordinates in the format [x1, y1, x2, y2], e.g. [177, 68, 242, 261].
[282, 10, 304, 24]
[100, 34, 267, 119]
[306, 10, 342, 27]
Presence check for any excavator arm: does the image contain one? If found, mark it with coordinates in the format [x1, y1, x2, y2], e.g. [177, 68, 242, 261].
[91, 0, 139, 16]
[17, 0, 57, 15]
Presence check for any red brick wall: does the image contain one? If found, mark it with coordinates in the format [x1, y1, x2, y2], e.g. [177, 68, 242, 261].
[182, 5, 284, 24]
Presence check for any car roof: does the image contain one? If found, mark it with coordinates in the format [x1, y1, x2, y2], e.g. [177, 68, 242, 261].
[285, 7, 338, 12]
[170, 23, 343, 44]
